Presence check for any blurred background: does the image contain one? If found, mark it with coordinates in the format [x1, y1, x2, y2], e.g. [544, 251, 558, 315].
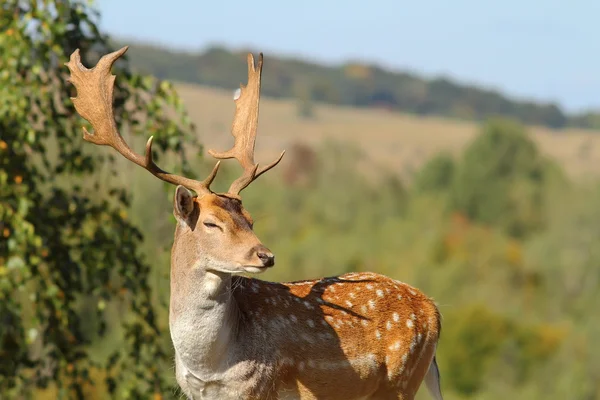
[2, 0, 600, 398]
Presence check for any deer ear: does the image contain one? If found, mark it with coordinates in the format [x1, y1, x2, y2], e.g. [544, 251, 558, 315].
[174, 185, 196, 226]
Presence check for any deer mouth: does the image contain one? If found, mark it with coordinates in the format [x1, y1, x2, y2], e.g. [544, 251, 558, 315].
[243, 265, 272, 273]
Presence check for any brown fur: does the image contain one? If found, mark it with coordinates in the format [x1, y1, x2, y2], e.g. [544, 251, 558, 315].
[231, 273, 441, 399]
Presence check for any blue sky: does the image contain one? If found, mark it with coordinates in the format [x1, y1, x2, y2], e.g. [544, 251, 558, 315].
[98, 0, 600, 113]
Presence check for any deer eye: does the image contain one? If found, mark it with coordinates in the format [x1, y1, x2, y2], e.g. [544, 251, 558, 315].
[203, 221, 220, 229]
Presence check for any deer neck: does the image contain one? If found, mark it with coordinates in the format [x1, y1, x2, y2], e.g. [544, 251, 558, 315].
[169, 241, 239, 380]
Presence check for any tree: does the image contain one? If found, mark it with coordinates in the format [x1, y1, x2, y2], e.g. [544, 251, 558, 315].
[0, 1, 199, 398]
[449, 118, 562, 238]
[412, 152, 455, 193]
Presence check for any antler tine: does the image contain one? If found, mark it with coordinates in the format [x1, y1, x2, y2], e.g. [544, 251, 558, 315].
[66, 46, 219, 196]
[207, 53, 285, 197]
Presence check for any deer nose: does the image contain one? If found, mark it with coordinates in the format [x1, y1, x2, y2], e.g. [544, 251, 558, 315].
[257, 249, 275, 267]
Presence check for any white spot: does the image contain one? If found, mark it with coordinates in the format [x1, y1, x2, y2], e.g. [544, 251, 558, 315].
[397, 295, 403, 301]
[368, 299, 376, 310]
[406, 319, 414, 329]
[409, 289, 417, 296]
[320, 331, 335, 340]
[301, 333, 315, 344]
[429, 316, 436, 327]
[307, 319, 315, 328]
[397, 363, 405, 375]
[361, 319, 369, 327]
[376, 289, 384, 298]
[290, 314, 298, 323]
[304, 301, 314, 310]
[410, 337, 417, 353]
[386, 320, 393, 330]
[329, 286, 336, 293]
[393, 312, 400, 322]
[375, 329, 381, 340]
[361, 305, 368, 314]
[349, 292, 356, 299]
[366, 284, 374, 290]
[233, 88, 241, 100]
[350, 354, 379, 372]
[345, 300, 353, 308]
[389, 341, 401, 351]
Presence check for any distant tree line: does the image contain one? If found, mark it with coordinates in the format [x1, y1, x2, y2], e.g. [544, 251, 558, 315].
[114, 40, 600, 130]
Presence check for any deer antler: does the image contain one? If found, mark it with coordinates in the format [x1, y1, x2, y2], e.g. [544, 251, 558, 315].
[66, 46, 220, 196]
[207, 53, 285, 197]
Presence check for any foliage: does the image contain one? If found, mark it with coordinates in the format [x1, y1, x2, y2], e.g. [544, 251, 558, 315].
[413, 152, 455, 194]
[439, 304, 563, 396]
[0, 1, 198, 398]
[449, 118, 564, 238]
[113, 40, 600, 130]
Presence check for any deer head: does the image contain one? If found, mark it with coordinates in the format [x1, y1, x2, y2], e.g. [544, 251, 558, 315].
[66, 46, 284, 274]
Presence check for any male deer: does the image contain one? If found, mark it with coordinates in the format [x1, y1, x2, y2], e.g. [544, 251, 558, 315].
[66, 46, 444, 400]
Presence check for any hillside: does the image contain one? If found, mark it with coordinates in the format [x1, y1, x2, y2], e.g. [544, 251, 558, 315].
[116, 39, 600, 130]
[176, 82, 600, 182]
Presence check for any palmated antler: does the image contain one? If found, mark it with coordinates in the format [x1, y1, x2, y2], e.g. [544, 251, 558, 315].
[208, 53, 285, 197]
[65, 46, 220, 196]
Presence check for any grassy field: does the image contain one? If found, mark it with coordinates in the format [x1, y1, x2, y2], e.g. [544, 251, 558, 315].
[176, 82, 600, 183]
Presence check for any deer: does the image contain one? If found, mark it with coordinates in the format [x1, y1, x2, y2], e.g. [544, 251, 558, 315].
[66, 45, 444, 400]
